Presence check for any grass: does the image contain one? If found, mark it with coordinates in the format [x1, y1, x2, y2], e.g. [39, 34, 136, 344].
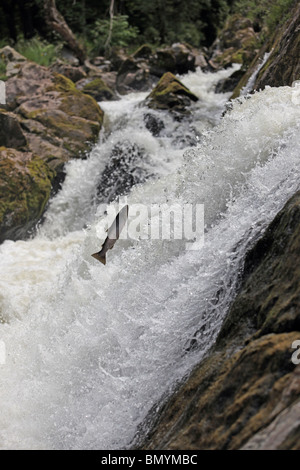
[14, 36, 62, 67]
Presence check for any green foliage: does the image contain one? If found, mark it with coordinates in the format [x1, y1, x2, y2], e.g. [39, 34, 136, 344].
[14, 36, 62, 67]
[233, 0, 296, 32]
[89, 15, 139, 54]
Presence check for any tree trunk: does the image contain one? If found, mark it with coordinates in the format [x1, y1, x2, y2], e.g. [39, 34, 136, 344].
[43, 0, 86, 64]
[104, 0, 115, 57]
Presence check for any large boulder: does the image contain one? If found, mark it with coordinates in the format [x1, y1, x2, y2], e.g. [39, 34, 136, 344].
[0, 147, 54, 242]
[138, 191, 300, 450]
[144, 72, 198, 114]
[4, 61, 104, 172]
[0, 48, 104, 242]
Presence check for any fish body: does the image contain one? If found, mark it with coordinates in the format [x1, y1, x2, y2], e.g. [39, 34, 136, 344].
[92, 205, 129, 265]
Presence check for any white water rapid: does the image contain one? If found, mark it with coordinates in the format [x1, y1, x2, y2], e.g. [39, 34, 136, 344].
[0, 67, 300, 449]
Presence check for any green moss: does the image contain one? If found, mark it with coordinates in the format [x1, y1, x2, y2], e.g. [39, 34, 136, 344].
[52, 73, 76, 93]
[149, 72, 198, 101]
[0, 149, 53, 239]
[50, 73, 104, 124]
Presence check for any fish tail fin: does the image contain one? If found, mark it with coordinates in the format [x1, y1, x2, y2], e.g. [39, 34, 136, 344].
[91, 251, 106, 265]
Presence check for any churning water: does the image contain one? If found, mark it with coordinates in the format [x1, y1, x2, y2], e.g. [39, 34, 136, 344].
[0, 67, 300, 449]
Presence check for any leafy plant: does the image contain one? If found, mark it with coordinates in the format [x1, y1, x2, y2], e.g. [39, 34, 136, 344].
[89, 15, 139, 54]
[15, 36, 63, 67]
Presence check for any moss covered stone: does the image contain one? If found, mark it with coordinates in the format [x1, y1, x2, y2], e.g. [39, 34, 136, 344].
[51, 73, 104, 123]
[0, 148, 54, 241]
[79, 77, 116, 102]
[144, 72, 198, 114]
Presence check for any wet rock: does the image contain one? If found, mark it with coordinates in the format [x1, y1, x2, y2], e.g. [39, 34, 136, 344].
[76, 76, 117, 101]
[215, 68, 245, 93]
[97, 141, 148, 203]
[143, 113, 165, 137]
[0, 110, 27, 149]
[0, 147, 54, 242]
[137, 191, 300, 450]
[144, 72, 198, 114]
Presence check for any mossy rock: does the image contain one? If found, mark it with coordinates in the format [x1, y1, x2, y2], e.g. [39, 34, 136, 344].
[144, 72, 198, 114]
[0, 147, 54, 241]
[51, 74, 104, 124]
[78, 77, 116, 102]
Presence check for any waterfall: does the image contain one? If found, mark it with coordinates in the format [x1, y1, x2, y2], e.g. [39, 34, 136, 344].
[0, 68, 299, 450]
[240, 50, 273, 96]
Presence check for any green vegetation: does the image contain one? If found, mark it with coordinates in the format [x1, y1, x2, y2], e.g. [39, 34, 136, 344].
[233, 0, 296, 33]
[90, 15, 139, 54]
[14, 36, 62, 67]
[0, 0, 233, 53]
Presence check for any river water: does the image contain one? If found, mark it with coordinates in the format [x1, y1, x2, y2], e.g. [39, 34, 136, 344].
[0, 67, 300, 449]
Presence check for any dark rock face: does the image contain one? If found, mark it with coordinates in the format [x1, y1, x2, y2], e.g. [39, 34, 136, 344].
[144, 72, 198, 115]
[97, 141, 148, 203]
[137, 191, 300, 450]
[143, 113, 165, 137]
[254, 3, 300, 90]
[215, 69, 245, 93]
[0, 110, 27, 149]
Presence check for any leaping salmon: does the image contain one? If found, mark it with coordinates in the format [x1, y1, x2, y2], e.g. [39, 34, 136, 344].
[92, 205, 129, 265]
